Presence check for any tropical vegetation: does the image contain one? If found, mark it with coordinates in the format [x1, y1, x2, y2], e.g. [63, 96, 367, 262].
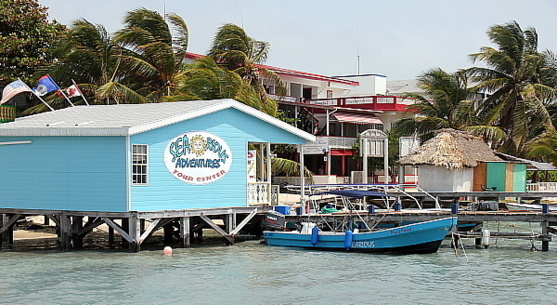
[393, 21, 557, 163]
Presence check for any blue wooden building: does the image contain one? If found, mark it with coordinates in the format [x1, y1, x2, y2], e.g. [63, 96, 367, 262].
[0, 99, 315, 250]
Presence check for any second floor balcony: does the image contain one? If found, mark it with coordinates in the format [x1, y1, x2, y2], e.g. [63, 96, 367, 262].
[307, 96, 415, 112]
[316, 135, 357, 150]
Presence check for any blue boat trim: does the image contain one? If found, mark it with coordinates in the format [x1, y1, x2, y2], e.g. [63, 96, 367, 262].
[263, 217, 457, 254]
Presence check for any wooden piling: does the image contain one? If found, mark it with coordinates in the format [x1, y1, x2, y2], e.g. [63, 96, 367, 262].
[180, 217, 191, 248]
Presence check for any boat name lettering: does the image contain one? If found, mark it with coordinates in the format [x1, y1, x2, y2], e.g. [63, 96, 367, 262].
[391, 228, 412, 234]
[352, 241, 375, 248]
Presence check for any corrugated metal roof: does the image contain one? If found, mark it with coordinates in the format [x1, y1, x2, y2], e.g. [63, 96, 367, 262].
[495, 152, 557, 171]
[0, 99, 316, 141]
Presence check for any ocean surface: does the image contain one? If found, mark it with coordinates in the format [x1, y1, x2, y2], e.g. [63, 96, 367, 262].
[2, 224, 557, 305]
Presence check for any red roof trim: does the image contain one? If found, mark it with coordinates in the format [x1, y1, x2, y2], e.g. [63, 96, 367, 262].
[185, 53, 359, 86]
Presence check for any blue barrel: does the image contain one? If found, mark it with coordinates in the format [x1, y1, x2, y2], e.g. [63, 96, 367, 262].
[451, 203, 459, 214]
[368, 205, 376, 214]
[344, 230, 353, 250]
[296, 207, 303, 215]
[311, 226, 320, 246]
[542, 203, 549, 214]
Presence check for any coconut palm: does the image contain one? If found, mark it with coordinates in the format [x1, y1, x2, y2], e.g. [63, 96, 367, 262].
[207, 23, 282, 115]
[392, 68, 501, 142]
[166, 57, 266, 109]
[469, 21, 557, 155]
[30, 18, 146, 113]
[114, 8, 189, 101]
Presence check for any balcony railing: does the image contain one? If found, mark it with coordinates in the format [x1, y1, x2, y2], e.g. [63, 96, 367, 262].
[267, 94, 299, 103]
[317, 136, 357, 149]
[0, 105, 16, 123]
[306, 96, 415, 112]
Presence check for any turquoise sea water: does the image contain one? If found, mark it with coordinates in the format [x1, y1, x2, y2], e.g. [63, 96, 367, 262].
[1, 231, 557, 304]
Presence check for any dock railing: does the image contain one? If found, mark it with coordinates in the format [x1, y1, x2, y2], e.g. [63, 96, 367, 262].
[527, 182, 557, 192]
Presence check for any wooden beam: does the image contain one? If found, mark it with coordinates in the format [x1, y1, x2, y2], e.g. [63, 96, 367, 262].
[137, 218, 161, 244]
[0, 214, 22, 235]
[76, 218, 104, 236]
[200, 215, 234, 244]
[102, 218, 135, 244]
[230, 209, 258, 236]
[47, 214, 60, 226]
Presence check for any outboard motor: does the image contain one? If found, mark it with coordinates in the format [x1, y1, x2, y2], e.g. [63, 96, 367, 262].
[261, 210, 285, 230]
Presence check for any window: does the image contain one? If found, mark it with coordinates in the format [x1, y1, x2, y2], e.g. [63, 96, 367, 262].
[132, 144, 148, 185]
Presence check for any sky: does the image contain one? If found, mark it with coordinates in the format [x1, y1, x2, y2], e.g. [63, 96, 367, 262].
[39, 0, 557, 80]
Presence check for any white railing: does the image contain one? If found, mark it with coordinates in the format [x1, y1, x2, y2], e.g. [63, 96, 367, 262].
[310, 98, 338, 106]
[318, 136, 357, 149]
[527, 182, 557, 192]
[267, 94, 298, 102]
[346, 97, 374, 104]
[248, 182, 272, 205]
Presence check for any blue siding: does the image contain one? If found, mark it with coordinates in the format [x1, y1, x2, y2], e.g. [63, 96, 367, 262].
[130, 108, 307, 211]
[0, 137, 127, 212]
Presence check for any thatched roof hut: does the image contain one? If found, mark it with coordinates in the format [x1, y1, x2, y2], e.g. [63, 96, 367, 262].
[399, 128, 502, 170]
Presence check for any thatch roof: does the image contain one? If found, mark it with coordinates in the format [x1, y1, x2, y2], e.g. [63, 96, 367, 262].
[398, 129, 503, 169]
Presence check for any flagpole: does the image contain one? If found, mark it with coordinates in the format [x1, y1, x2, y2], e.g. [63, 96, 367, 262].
[45, 75, 74, 107]
[57, 88, 75, 107]
[71, 79, 90, 106]
[20, 79, 54, 111]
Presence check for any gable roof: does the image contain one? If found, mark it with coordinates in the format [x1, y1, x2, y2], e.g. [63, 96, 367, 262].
[398, 128, 502, 169]
[0, 99, 316, 141]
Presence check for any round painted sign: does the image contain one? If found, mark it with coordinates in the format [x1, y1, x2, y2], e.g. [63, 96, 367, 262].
[164, 131, 232, 185]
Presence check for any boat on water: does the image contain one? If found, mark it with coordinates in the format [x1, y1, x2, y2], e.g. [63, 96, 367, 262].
[262, 190, 457, 254]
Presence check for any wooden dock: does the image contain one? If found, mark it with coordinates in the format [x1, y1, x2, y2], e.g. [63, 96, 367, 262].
[0, 206, 272, 252]
[2, 194, 557, 252]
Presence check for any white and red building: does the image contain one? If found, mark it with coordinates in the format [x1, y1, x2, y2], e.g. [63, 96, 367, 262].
[186, 53, 419, 184]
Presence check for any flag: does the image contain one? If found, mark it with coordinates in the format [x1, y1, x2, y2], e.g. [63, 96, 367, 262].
[1, 79, 32, 104]
[66, 84, 82, 98]
[33, 75, 58, 97]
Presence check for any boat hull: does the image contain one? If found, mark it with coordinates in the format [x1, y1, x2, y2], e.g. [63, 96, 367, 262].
[263, 217, 457, 254]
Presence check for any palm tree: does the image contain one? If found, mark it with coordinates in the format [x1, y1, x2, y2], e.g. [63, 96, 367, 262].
[114, 8, 189, 102]
[469, 21, 557, 156]
[207, 23, 282, 115]
[32, 18, 146, 113]
[392, 68, 501, 142]
[167, 57, 267, 110]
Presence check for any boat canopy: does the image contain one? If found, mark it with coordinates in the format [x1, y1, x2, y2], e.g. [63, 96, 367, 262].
[311, 190, 389, 198]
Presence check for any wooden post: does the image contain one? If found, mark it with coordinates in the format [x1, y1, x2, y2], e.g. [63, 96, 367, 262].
[72, 216, 84, 249]
[108, 226, 114, 248]
[541, 214, 549, 252]
[163, 223, 173, 244]
[0, 214, 5, 250]
[121, 218, 129, 248]
[180, 217, 191, 248]
[226, 214, 236, 246]
[128, 215, 140, 252]
[58, 214, 72, 251]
